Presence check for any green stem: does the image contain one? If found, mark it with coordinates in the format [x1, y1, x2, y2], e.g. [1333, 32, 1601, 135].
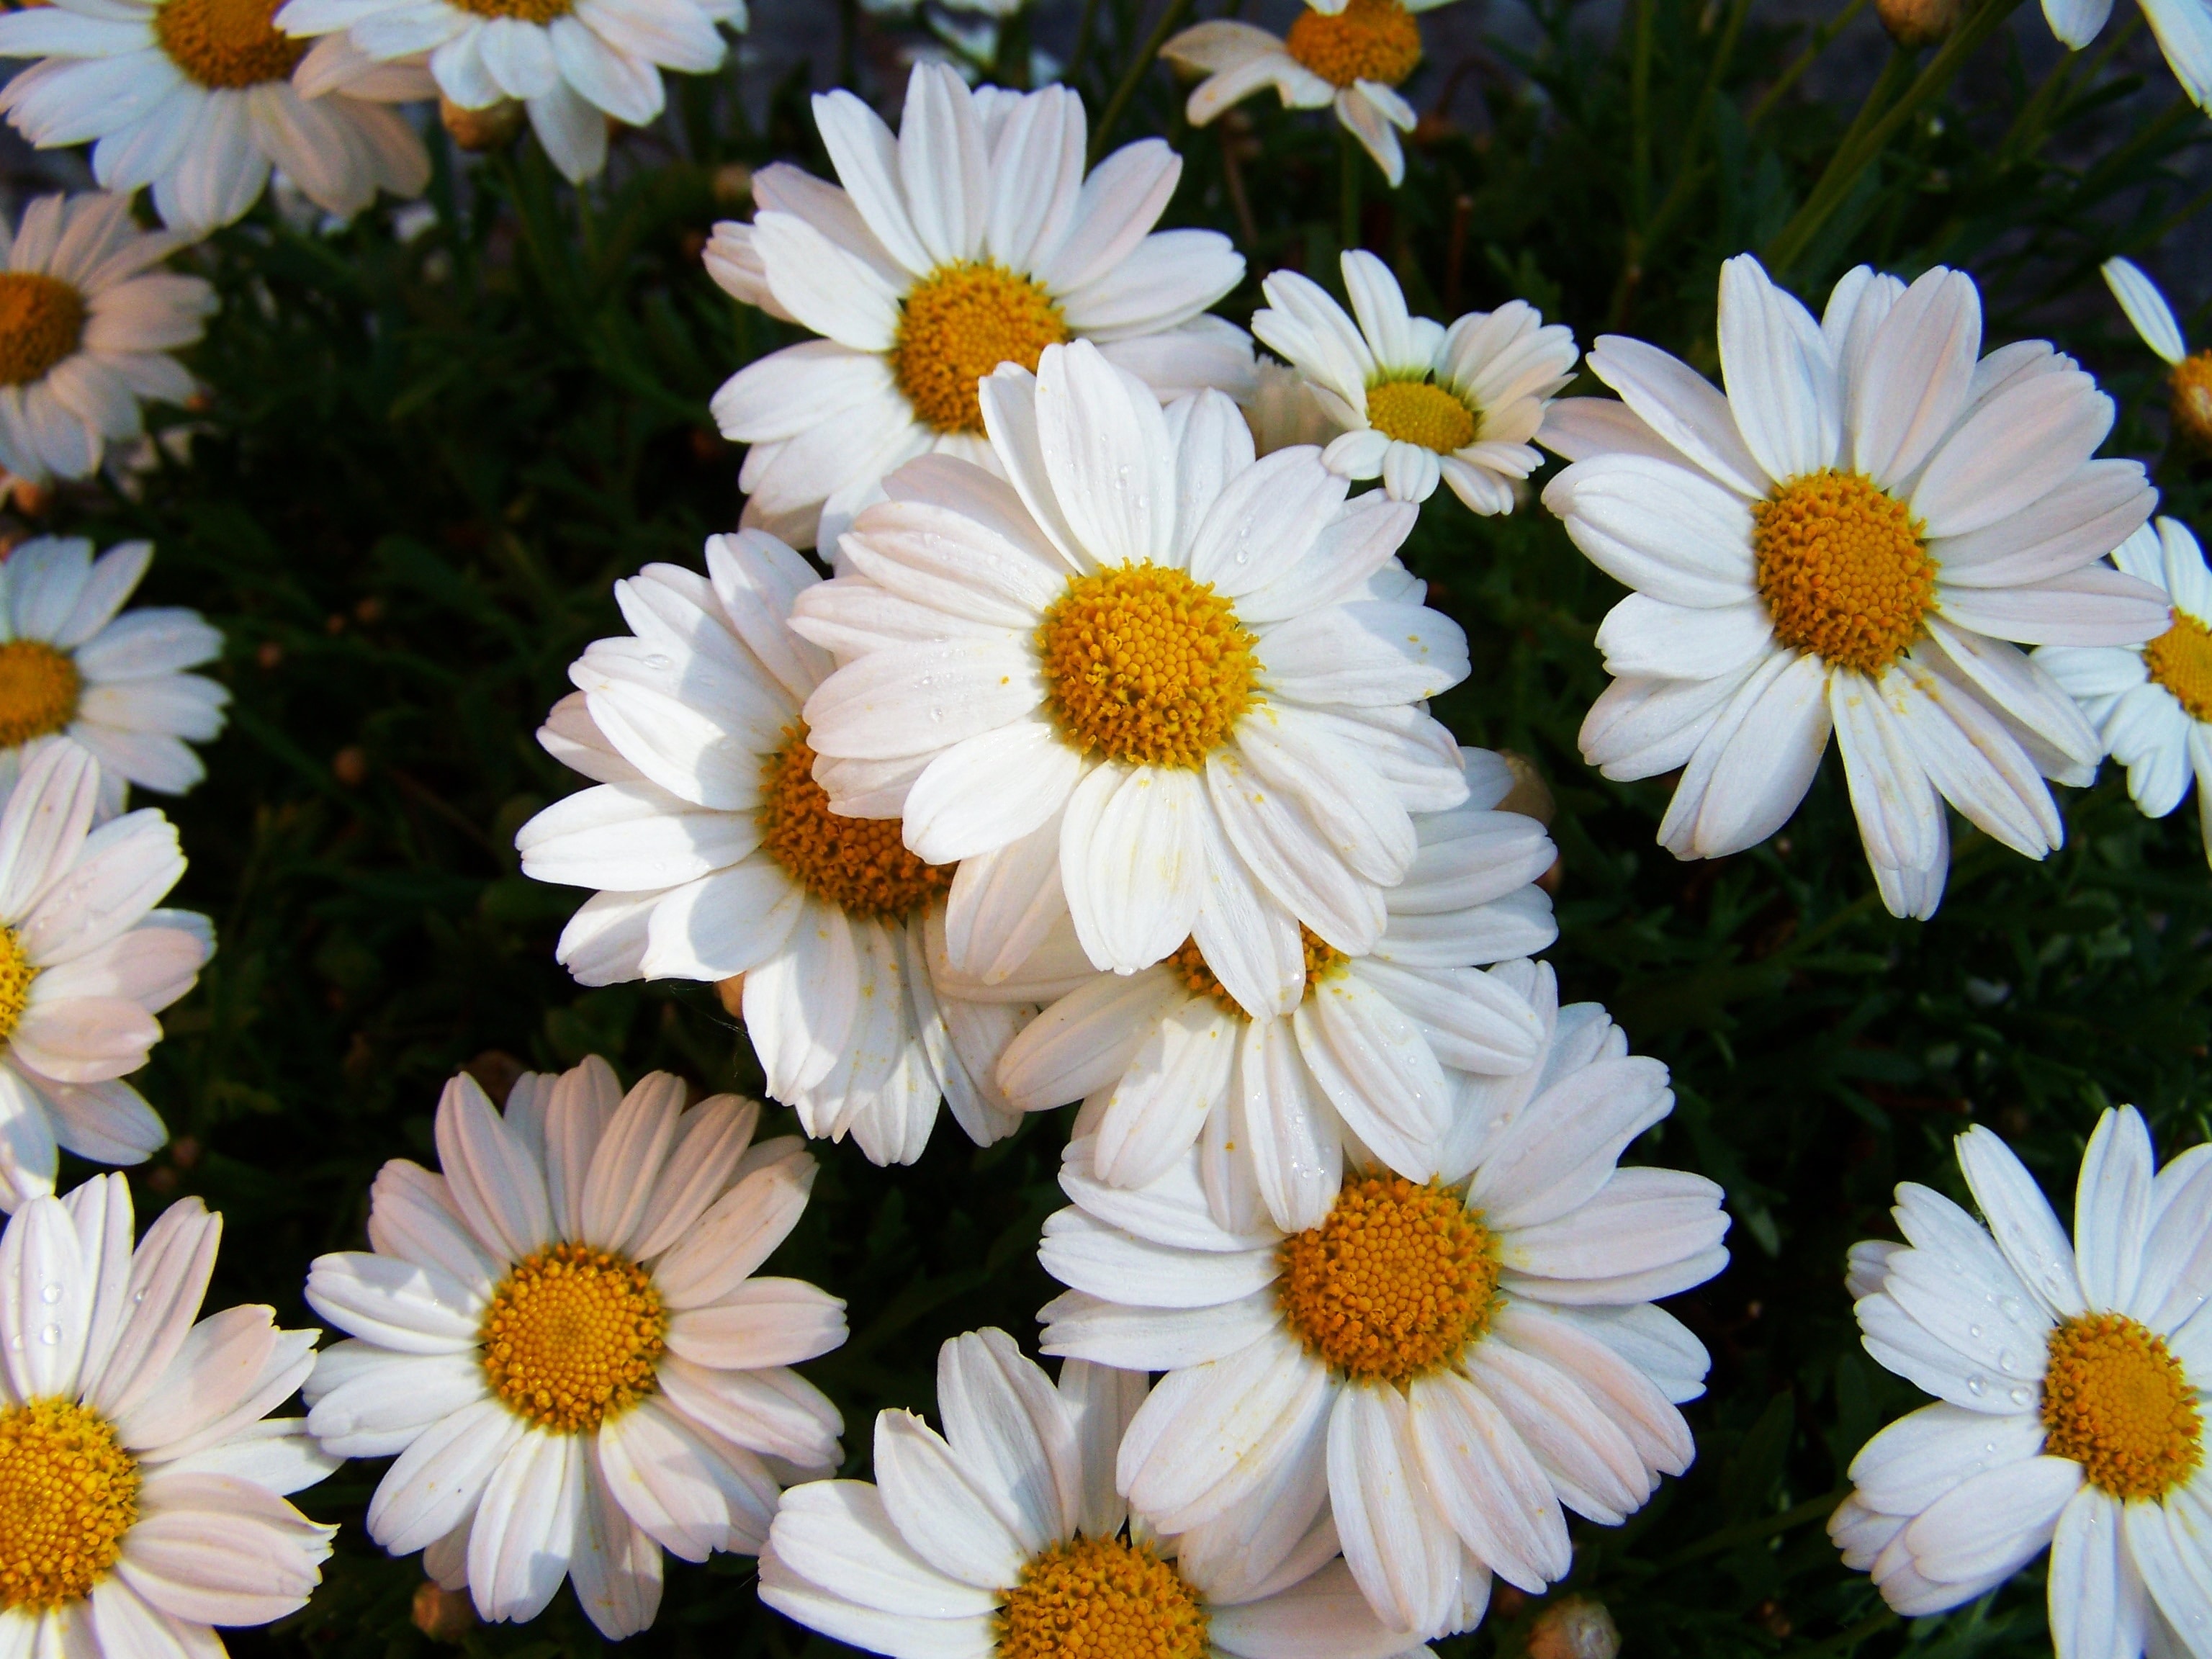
[1629, 0, 1654, 221]
[1339, 125, 1362, 251]
[1069, 0, 1107, 89]
[1749, 0, 1870, 128]
[1087, 0, 1198, 163]
[1781, 1608, 1901, 1658]
[1649, 1488, 1848, 1573]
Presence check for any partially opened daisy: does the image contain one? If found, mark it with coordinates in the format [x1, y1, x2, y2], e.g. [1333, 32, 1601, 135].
[708, 62, 1250, 553]
[761, 1326, 1431, 1659]
[791, 346, 1472, 987]
[1039, 963, 1727, 1638]
[276, 0, 737, 183]
[304, 1057, 846, 1639]
[1832, 1107, 2212, 1657]
[1251, 251, 1577, 512]
[1164, 0, 1452, 186]
[1541, 254, 2163, 920]
[2100, 257, 2212, 450]
[514, 531, 1064, 1166]
[0, 192, 215, 488]
[2036, 518, 2212, 864]
[0, 741, 211, 1211]
[0, 536, 228, 819]
[996, 748, 1556, 1231]
[0, 1172, 338, 1658]
[0, 0, 431, 234]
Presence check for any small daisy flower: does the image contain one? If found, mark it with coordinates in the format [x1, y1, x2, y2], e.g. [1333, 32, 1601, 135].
[1163, 0, 1456, 187]
[2036, 518, 2212, 863]
[1038, 963, 1727, 1639]
[791, 344, 1472, 991]
[0, 0, 432, 235]
[1253, 251, 1577, 513]
[0, 1172, 338, 1657]
[276, 0, 737, 184]
[514, 531, 1049, 1166]
[761, 1326, 1430, 1659]
[0, 536, 228, 820]
[1833, 1107, 2212, 1657]
[0, 742, 211, 1211]
[994, 749, 1556, 1231]
[2100, 256, 2212, 452]
[707, 62, 1251, 554]
[1541, 254, 2163, 920]
[0, 192, 215, 489]
[304, 1057, 846, 1639]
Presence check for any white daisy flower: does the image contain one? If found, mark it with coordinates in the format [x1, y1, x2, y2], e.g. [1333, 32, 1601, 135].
[0, 536, 228, 821]
[1252, 251, 1576, 513]
[791, 343, 1473, 996]
[513, 530, 1056, 1166]
[2039, 0, 2212, 114]
[1038, 961, 1728, 1639]
[0, 0, 431, 236]
[993, 748, 1556, 1231]
[0, 1172, 338, 1657]
[1540, 253, 2164, 920]
[0, 742, 211, 1211]
[276, 0, 738, 184]
[303, 1056, 847, 1640]
[0, 192, 215, 488]
[706, 61, 1252, 554]
[760, 1326, 1431, 1659]
[1163, 0, 1456, 187]
[2035, 518, 2212, 863]
[1832, 1106, 2212, 1657]
[2099, 256, 2212, 451]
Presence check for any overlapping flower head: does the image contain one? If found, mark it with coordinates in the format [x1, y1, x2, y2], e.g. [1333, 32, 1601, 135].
[1253, 250, 1578, 513]
[1541, 253, 2163, 919]
[0, 3, 431, 234]
[762, 1326, 1431, 1659]
[0, 1172, 338, 1657]
[303, 1056, 845, 1638]
[515, 531, 1078, 1164]
[1038, 962, 1727, 1639]
[2101, 257, 2212, 451]
[1164, 0, 1457, 186]
[707, 61, 1251, 553]
[1834, 1107, 2212, 1656]
[0, 193, 215, 488]
[0, 537, 228, 819]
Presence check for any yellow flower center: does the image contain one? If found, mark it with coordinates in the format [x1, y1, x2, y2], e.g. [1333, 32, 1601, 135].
[2145, 611, 2212, 723]
[2041, 1313, 2203, 1501]
[0, 275, 85, 390]
[446, 0, 572, 22]
[0, 642, 81, 750]
[757, 726, 953, 921]
[2170, 353, 2212, 451]
[893, 261, 1069, 436]
[1165, 927, 1348, 1017]
[994, 1535, 1209, 1659]
[1285, 0, 1424, 89]
[1752, 469, 1937, 675]
[0, 928, 34, 1048]
[153, 0, 305, 89]
[1276, 1173, 1499, 1385]
[0, 1400, 139, 1611]
[1036, 565, 1258, 768]
[1365, 379, 1477, 454]
[479, 1242, 668, 1434]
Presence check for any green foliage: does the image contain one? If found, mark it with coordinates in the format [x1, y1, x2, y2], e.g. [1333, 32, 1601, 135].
[31, 0, 2212, 1654]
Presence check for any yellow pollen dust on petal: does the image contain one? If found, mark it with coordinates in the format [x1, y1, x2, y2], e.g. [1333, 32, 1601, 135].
[1752, 469, 1937, 675]
[480, 1242, 668, 1434]
[1365, 379, 1477, 454]
[0, 928, 34, 1048]
[994, 1534, 1210, 1659]
[1285, 0, 1424, 89]
[2145, 610, 2212, 723]
[1165, 927, 1349, 1017]
[0, 1399, 140, 1611]
[2041, 1312, 2203, 1501]
[2171, 353, 2212, 451]
[153, 0, 305, 89]
[757, 725, 953, 921]
[893, 261, 1069, 436]
[1037, 564, 1258, 769]
[0, 275, 86, 390]
[1277, 1172, 1499, 1385]
[0, 642, 82, 751]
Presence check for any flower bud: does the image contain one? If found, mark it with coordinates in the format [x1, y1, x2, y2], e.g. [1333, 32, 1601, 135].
[1527, 1596, 1622, 1659]
[439, 96, 525, 153]
[1876, 0, 1962, 48]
